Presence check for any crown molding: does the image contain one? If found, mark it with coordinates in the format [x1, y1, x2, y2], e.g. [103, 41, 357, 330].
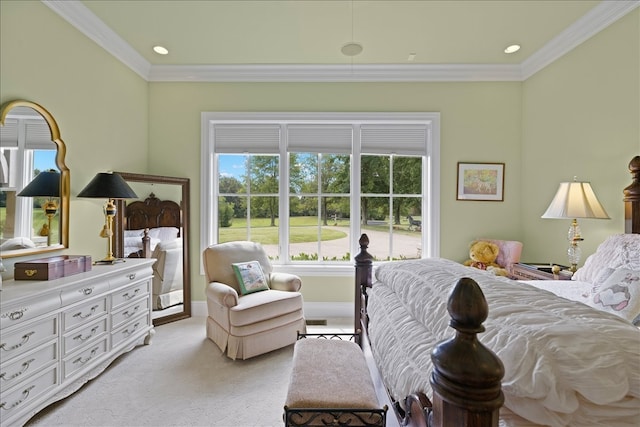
[42, 0, 151, 79]
[43, 0, 638, 83]
[521, 0, 640, 80]
[148, 63, 523, 82]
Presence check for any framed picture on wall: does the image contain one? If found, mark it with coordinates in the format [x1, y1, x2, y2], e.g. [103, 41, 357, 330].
[456, 162, 505, 201]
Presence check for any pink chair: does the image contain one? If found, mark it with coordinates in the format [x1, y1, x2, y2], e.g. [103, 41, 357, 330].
[478, 238, 523, 274]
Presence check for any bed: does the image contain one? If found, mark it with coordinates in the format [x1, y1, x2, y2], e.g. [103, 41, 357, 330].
[121, 193, 184, 310]
[354, 156, 640, 427]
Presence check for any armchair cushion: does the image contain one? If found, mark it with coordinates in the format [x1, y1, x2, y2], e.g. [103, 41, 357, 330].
[233, 261, 269, 295]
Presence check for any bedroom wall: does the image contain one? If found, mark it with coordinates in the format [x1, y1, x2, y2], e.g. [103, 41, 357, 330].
[521, 9, 639, 264]
[0, 1, 149, 276]
[148, 82, 523, 303]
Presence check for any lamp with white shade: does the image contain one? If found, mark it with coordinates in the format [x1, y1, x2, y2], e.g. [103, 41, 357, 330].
[541, 178, 610, 272]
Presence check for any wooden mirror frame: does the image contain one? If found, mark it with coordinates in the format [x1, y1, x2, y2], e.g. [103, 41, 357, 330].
[113, 172, 191, 326]
[0, 100, 70, 257]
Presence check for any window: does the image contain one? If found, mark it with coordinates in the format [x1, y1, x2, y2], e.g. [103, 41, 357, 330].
[1, 114, 58, 245]
[202, 112, 440, 272]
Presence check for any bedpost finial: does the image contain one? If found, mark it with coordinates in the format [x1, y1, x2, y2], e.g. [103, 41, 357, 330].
[430, 277, 504, 415]
[447, 277, 488, 333]
[359, 233, 370, 248]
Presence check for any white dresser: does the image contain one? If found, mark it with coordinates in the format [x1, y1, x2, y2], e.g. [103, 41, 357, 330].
[0, 259, 155, 427]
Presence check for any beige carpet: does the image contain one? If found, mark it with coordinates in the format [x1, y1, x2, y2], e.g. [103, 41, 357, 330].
[26, 316, 352, 427]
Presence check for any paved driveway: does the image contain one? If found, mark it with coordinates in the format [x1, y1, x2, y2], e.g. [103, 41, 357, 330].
[262, 226, 422, 260]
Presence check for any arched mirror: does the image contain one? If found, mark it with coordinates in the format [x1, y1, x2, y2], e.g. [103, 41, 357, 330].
[113, 172, 191, 326]
[0, 100, 70, 258]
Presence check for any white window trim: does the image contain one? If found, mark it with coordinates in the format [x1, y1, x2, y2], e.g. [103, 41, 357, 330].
[200, 112, 440, 276]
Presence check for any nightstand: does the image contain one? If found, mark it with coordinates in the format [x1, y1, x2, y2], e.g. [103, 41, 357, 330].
[510, 263, 573, 281]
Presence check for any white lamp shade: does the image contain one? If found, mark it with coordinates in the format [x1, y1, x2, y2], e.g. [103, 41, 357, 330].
[541, 181, 610, 219]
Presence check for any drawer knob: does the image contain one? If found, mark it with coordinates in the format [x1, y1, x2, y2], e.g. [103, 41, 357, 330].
[0, 358, 35, 381]
[73, 347, 99, 365]
[122, 289, 140, 300]
[128, 273, 136, 280]
[123, 306, 141, 319]
[0, 385, 35, 410]
[0, 331, 35, 352]
[73, 326, 100, 343]
[73, 305, 99, 319]
[1, 308, 28, 321]
[79, 287, 94, 295]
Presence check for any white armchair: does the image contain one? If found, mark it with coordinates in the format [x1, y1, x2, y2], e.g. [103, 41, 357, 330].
[203, 241, 306, 360]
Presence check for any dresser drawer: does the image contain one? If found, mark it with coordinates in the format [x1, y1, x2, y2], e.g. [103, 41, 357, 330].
[111, 280, 150, 310]
[62, 337, 108, 380]
[62, 317, 108, 357]
[111, 297, 149, 331]
[0, 298, 60, 330]
[0, 342, 57, 390]
[0, 365, 57, 419]
[109, 268, 152, 291]
[60, 280, 110, 307]
[111, 313, 148, 348]
[62, 297, 108, 332]
[0, 317, 57, 359]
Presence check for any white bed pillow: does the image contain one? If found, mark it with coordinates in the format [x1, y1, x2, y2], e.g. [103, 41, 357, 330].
[572, 234, 640, 283]
[124, 229, 145, 238]
[588, 268, 640, 325]
[147, 227, 179, 242]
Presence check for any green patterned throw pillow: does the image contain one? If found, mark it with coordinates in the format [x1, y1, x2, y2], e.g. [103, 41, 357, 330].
[232, 261, 269, 295]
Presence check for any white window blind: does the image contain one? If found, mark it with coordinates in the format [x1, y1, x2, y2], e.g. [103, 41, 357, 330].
[360, 124, 428, 155]
[25, 121, 55, 149]
[214, 124, 280, 153]
[287, 124, 353, 153]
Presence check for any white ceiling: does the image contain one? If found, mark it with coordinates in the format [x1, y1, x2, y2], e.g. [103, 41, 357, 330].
[44, 0, 638, 82]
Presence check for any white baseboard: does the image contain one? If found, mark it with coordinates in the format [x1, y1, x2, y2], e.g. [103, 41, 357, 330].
[190, 301, 352, 320]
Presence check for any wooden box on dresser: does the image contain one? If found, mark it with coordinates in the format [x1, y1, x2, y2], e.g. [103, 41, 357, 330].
[0, 259, 155, 427]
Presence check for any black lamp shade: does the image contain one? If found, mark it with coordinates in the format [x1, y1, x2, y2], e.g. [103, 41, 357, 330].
[78, 172, 138, 199]
[17, 169, 60, 197]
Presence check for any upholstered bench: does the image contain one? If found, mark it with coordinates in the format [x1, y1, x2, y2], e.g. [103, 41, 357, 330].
[284, 336, 387, 426]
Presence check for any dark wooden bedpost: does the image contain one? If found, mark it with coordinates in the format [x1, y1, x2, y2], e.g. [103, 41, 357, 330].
[430, 277, 504, 427]
[624, 155, 640, 234]
[354, 234, 373, 346]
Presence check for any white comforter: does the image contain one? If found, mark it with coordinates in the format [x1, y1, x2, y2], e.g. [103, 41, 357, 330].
[368, 257, 640, 427]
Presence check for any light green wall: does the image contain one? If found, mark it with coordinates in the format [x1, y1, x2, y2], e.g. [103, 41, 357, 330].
[148, 82, 522, 301]
[0, 1, 149, 272]
[521, 9, 640, 264]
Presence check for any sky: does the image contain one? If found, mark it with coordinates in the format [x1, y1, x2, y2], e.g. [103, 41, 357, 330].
[218, 154, 245, 179]
[34, 150, 57, 172]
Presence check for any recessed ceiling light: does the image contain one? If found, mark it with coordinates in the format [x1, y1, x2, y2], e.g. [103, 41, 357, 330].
[504, 44, 521, 54]
[153, 45, 169, 55]
[341, 42, 363, 57]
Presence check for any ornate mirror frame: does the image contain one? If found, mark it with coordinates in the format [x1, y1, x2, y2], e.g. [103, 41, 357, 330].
[112, 172, 191, 326]
[0, 100, 70, 257]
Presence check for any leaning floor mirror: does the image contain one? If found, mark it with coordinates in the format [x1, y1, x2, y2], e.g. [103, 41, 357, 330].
[113, 172, 191, 326]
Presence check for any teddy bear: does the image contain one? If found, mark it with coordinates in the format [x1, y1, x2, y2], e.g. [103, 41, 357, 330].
[463, 240, 508, 276]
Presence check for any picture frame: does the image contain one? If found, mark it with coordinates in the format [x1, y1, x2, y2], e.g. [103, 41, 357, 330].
[456, 162, 505, 201]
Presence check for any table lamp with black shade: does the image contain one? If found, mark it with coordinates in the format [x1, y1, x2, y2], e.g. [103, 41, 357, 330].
[541, 178, 610, 272]
[78, 172, 138, 264]
[17, 169, 60, 246]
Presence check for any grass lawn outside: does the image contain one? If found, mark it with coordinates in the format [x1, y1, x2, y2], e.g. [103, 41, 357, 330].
[218, 216, 422, 245]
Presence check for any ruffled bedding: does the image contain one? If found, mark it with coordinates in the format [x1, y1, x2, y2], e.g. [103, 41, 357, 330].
[368, 257, 640, 427]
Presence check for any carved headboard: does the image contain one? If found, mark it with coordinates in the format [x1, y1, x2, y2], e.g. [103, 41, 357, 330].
[125, 193, 182, 235]
[115, 193, 183, 258]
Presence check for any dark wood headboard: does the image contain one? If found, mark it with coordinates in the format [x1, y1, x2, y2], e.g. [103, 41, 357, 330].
[113, 193, 182, 258]
[124, 193, 182, 235]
